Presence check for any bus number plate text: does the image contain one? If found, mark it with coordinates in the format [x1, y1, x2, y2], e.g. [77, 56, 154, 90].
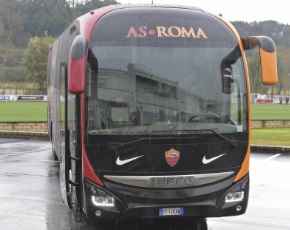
[159, 207, 184, 216]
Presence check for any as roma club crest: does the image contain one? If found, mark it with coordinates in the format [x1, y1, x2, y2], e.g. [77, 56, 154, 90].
[165, 148, 180, 167]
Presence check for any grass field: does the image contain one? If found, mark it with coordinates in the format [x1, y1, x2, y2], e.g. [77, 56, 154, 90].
[0, 101, 47, 122]
[1, 101, 290, 121]
[251, 103, 290, 120]
[1, 101, 289, 121]
[251, 128, 290, 146]
[249, 103, 290, 146]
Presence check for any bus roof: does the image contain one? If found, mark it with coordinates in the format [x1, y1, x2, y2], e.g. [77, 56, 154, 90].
[75, 4, 207, 42]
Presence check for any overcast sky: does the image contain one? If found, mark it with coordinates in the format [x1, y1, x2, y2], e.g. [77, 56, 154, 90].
[118, 0, 290, 24]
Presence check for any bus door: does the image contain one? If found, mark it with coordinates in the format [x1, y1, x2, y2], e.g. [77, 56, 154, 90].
[59, 61, 83, 210]
[59, 62, 72, 209]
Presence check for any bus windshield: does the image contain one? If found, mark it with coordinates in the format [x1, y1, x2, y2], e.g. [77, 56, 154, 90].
[86, 7, 247, 136]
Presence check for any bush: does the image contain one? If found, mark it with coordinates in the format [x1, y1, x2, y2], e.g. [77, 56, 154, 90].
[1, 66, 27, 82]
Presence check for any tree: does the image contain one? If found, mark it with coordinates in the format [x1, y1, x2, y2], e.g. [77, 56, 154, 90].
[0, 1, 25, 46]
[23, 36, 54, 92]
[75, 0, 119, 16]
[276, 45, 290, 95]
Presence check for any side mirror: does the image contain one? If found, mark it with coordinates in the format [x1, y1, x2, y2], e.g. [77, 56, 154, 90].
[68, 35, 88, 94]
[242, 36, 278, 85]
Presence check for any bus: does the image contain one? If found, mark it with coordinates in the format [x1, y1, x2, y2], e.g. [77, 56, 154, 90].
[47, 4, 278, 221]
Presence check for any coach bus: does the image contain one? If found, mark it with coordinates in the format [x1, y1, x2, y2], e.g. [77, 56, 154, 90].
[47, 4, 278, 221]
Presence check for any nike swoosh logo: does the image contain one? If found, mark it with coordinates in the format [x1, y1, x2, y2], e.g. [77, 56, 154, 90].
[116, 155, 144, 166]
[202, 153, 226, 164]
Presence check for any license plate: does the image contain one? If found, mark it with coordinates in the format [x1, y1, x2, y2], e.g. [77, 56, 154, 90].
[159, 207, 184, 216]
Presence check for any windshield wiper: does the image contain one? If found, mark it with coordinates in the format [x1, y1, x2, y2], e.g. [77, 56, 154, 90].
[110, 136, 179, 149]
[166, 128, 237, 148]
[207, 129, 237, 148]
[110, 138, 147, 149]
[110, 133, 205, 150]
[110, 129, 237, 149]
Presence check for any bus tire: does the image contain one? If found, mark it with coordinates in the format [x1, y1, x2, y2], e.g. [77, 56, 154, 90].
[53, 150, 58, 161]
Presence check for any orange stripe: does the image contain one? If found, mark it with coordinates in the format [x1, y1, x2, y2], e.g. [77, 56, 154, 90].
[82, 145, 104, 186]
[214, 14, 251, 182]
[234, 146, 250, 182]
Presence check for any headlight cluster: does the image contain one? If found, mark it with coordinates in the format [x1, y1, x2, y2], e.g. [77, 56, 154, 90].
[92, 196, 115, 207]
[225, 191, 244, 203]
[86, 180, 116, 207]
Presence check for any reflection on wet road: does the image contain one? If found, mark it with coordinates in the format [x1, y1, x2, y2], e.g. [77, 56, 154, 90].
[0, 138, 290, 230]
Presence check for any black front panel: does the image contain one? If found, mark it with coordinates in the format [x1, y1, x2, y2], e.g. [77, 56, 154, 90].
[85, 5, 248, 188]
[86, 132, 247, 177]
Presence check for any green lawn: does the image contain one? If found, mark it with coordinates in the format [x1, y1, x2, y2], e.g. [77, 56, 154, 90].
[250, 103, 290, 146]
[1, 101, 288, 121]
[251, 128, 290, 146]
[251, 103, 290, 120]
[2, 101, 288, 121]
[0, 101, 47, 122]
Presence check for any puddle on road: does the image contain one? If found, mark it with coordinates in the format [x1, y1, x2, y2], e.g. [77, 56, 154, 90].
[0, 140, 51, 156]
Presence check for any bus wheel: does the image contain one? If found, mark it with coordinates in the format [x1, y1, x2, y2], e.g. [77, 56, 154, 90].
[53, 149, 58, 161]
[69, 170, 83, 212]
[193, 218, 208, 230]
[200, 219, 208, 230]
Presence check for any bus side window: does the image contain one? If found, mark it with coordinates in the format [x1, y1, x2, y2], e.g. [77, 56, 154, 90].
[86, 50, 100, 131]
[87, 50, 98, 98]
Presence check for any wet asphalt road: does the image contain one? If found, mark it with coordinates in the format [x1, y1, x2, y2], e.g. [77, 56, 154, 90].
[0, 138, 290, 230]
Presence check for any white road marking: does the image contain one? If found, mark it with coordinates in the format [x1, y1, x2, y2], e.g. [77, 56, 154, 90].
[0, 147, 51, 158]
[264, 153, 281, 161]
[0, 193, 63, 205]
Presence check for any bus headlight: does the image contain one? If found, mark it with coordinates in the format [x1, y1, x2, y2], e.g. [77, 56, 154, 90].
[225, 191, 244, 203]
[92, 195, 115, 207]
[85, 179, 116, 207]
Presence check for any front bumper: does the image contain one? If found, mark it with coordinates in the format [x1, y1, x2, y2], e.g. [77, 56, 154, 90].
[82, 174, 249, 221]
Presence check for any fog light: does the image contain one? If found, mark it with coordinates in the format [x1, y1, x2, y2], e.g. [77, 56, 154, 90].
[92, 196, 115, 207]
[95, 210, 102, 217]
[225, 191, 244, 203]
[236, 205, 242, 212]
